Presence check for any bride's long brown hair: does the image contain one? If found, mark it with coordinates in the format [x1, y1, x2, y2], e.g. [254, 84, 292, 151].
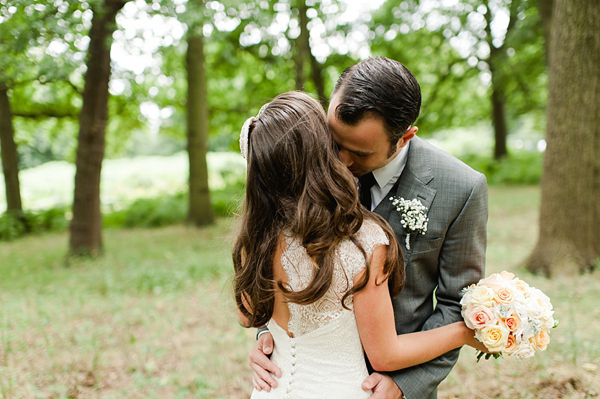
[233, 91, 404, 328]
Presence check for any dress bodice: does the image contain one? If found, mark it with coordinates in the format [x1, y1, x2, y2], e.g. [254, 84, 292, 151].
[251, 219, 389, 399]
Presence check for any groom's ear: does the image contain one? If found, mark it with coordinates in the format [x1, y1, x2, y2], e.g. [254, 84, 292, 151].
[397, 126, 417, 149]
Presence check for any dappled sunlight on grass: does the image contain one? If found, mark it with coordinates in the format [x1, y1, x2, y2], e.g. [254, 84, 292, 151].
[0, 186, 598, 398]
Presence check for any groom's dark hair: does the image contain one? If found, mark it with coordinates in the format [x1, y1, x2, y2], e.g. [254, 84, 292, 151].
[332, 57, 421, 147]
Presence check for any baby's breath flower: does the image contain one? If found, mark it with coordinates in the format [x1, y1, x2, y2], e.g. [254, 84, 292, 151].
[389, 196, 429, 249]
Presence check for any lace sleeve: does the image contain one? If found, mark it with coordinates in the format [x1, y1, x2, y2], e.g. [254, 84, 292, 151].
[343, 219, 389, 280]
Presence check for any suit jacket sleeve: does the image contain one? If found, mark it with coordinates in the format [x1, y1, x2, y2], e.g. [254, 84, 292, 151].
[389, 173, 488, 399]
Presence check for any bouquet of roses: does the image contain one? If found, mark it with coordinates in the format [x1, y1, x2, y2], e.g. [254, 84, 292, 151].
[461, 271, 557, 360]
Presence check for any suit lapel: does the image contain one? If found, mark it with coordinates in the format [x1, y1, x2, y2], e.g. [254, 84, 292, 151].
[374, 137, 437, 259]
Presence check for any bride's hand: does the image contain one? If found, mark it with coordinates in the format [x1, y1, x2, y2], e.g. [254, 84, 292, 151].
[460, 323, 491, 353]
[249, 332, 282, 391]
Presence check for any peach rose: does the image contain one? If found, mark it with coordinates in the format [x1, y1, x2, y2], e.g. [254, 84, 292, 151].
[478, 273, 505, 290]
[533, 329, 551, 350]
[477, 324, 510, 353]
[500, 271, 515, 281]
[503, 313, 522, 333]
[504, 334, 517, 354]
[494, 286, 516, 304]
[464, 305, 496, 330]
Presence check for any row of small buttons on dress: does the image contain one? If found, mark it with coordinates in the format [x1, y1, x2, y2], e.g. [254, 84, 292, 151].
[283, 338, 297, 399]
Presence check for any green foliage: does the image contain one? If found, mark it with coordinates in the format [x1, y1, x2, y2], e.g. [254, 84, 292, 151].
[110, 193, 188, 228]
[0, 207, 68, 241]
[103, 182, 243, 229]
[460, 152, 543, 185]
[0, 212, 27, 240]
[368, 0, 546, 137]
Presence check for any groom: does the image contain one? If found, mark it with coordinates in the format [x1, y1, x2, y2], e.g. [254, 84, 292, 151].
[249, 57, 487, 399]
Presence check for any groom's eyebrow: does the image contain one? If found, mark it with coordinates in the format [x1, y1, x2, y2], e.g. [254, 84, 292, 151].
[338, 144, 373, 156]
[332, 136, 373, 156]
[348, 148, 373, 156]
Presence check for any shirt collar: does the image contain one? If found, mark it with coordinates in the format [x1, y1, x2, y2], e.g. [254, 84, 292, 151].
[372, 141, 410, 188]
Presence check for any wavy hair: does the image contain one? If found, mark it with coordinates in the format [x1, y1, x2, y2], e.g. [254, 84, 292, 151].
[333, 57, 421, 148]
[233, 91, 404, 328]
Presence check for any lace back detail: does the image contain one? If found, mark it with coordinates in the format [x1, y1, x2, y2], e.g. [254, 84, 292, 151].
[280, 219, 389, 337]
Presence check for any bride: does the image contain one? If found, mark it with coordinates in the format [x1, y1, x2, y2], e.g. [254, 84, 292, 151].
[233, 91, 484, 398]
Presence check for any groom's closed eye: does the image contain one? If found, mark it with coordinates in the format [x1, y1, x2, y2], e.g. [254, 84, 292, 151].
[335, 143, 372, 157]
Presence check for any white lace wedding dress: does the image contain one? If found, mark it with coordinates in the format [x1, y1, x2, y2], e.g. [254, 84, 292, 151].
[251, 219, 388, 399]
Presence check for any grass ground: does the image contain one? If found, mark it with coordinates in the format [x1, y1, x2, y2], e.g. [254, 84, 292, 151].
[0, 186, 598, 398]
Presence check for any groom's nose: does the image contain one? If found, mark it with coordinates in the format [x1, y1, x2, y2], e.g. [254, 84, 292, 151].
[339, 149, 353, 167]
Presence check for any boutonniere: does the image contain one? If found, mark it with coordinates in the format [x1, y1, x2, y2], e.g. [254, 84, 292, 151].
[389, 196, 429, 250]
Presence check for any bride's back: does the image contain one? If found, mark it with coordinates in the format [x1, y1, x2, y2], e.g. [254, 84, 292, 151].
[252, 219, 388, 399]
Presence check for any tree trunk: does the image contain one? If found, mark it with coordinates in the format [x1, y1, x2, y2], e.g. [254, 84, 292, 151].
[186, 31, 214, 226]
[69, 0, 126, 257]
[294, 0, 309, 91]
[0, 84, 22, 213]
[490, 79, 508, 160]
[309, 50, 327, 108]
[483, 0, 510, 160]
[295, 0, 327, 106]
[527, 0, 600, 276]
[537, 0, 553, 58]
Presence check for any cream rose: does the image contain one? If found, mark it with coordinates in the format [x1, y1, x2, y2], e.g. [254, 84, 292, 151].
[477, 324, 509, 353]
[463, 305, 496, 330]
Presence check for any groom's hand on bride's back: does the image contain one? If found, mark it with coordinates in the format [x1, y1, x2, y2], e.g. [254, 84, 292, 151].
[363, 373, 403, 399]
[249, 332, 282, 392]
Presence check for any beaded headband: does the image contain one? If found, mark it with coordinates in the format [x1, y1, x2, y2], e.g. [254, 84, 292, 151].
[239, 102, 270, 161]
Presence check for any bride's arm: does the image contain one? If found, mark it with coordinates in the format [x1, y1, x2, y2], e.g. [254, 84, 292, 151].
[353, 245, 480, 372]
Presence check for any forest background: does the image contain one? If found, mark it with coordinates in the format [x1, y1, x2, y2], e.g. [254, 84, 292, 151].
[0, 0, 598, 398]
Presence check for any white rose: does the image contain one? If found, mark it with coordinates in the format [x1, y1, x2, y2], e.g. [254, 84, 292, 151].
[513, 278, 531, 297]
[469, 285, 496, 308]
[511, 341, 536, 359]
[523, 295, 544, 321]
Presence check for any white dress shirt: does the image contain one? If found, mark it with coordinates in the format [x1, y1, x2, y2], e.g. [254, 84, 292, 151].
[366, 141, 410, 211]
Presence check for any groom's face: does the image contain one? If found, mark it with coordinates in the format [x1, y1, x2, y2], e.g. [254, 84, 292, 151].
[327, 94, 399, 177]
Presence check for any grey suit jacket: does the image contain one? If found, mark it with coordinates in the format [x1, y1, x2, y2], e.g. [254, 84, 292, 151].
[372, 136, 488, 399]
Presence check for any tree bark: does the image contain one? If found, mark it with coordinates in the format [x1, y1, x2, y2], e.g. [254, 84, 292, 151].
[483, 0, 513, 160]
[69, 0, 127, 256]
[527, 0, 600, 276]
[537, 0, 553, 58]
[0, 83, 23, 213]
[295, 0, 327, 106]
[490, 67, 508, 160]
[186, 30, 214, 226]
[294, 0, 309, 91]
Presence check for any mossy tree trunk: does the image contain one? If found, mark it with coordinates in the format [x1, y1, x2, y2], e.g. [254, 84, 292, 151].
[0, 83, 22, 213]
[527, 0, 600, 275]
[186, 26, 214, 226]
[69, 0, 127, 257]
